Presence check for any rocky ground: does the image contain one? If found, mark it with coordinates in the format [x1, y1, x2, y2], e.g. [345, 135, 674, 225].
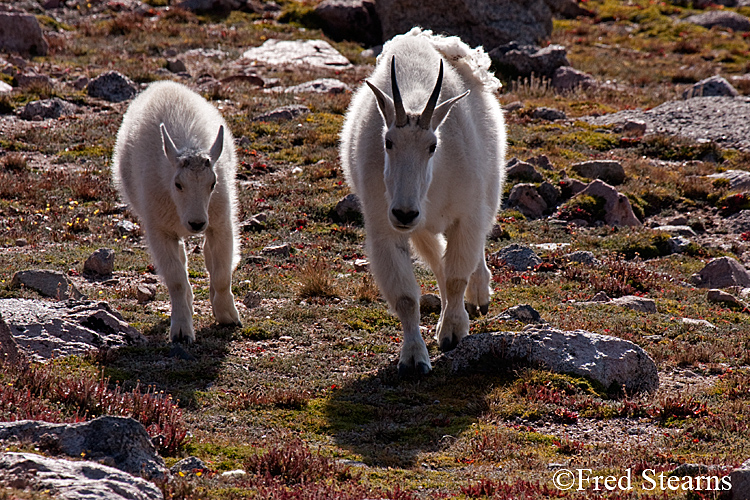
[2, 0, 750, 499]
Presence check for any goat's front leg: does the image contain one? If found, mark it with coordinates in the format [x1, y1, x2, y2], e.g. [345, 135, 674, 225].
[149, 231, 195, 343]
[367, 233, 430, 376]
[437, 221, 483, 351]
[204, 220, 241, 327]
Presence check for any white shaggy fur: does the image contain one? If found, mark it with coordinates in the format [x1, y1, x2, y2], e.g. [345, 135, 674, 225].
[112, 80, 241, 343]
[340, 28, 507, 375]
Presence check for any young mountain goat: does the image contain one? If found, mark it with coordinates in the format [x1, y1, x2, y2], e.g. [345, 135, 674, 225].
[112, 80, 241, 343]
[340, 28, 506, 375]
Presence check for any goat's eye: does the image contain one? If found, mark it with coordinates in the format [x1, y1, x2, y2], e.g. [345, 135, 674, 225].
[175, 182, 183, 191]
[429, 144, 437, 154]
[385, 139, 393, 150]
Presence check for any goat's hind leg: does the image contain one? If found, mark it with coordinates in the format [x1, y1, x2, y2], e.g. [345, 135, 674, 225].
[150, 232, 195, 343]
[368, 233, 430, 376]
[204, 222, 241, 327]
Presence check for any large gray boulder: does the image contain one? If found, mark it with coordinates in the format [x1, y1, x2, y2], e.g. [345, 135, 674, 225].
[375, 0, 554, 49]
[314, 0, 382, 47]
[0, 452, 164, 500]
[492, 243, 542, 271]
[0, 417, 166, 480]
[444, 326, 659, 393]
[0, 12, 48, 55]
[242, 39, 352, 70]
[0, 299, 145, 362]
[86, 71, 138, 103]
[18, 98, 78, 121]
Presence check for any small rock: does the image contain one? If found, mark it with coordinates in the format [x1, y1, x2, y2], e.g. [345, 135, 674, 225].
[707, 289, 746, 308]
[284, 78, 350, 94]
[262, 243, 291, 258]
[166, 58, 188, 73]
[506, 158, 543, 182]
[564, 250, 599, 266]
[221, 469, 247, 479]
[620, 119, 647, 136]
[10, 269, 84, 300]
[682, 317, 716, 329]
[590, 291, 611, 302]
[559, 176, 588, 199]
[83, 248, 115, 277]
[538, 181, 561, 208]
[574, 180, 641, 227]
[87, 71, 138, 103]
[15, 238, 27, 247]
[18, 98, 76, 121]
[668, 235, 692, 254]
[531, 106, 566, 121]
[610, 295, 658, 313]
[353, 258, 369, 272]
[683, 10, 750, 32]
[334, 193, 361, 222]
[136, 284, 156, 304]
[419, 293, 442, 315]
[500, 304, 542, 323]
[552, 65, 597, 93]
[14, 72, 54, 88]
[242, 39, 352, 70]
[0, 80, 11, 93]
[690, 256, 750, 288]
[683, 75, 739, 99]
[506, 183, 548, 219]
[0, 12, 49, 55]
[253, 104, 310, 122]
[493, 243, 542, 271]
[654, 225, 697, 237]
[526, 154, 554, 170]
[571, 160, 626, 185]
[170, 456, 207, 474]
[707, 170, 750, 191]
[241, 213, 268, 232]
[116, 220, 139, 236]
[243, 291, 262, 309]
[489, 42, 569, 79]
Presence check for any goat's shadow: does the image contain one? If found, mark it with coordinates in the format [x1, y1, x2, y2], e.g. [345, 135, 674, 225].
[101, 320, 237, 410]
[322, 354, 513, 468]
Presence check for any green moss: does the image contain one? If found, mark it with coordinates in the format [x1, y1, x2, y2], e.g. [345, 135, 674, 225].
[601, 230, 672, 260]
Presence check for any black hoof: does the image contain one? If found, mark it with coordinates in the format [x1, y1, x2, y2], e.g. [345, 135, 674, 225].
[465, 302, 479, 319]
[439, 336, 458, 353]
[479, 303, 489, 316]
[171, 329, 190, 344]
[416, 361, 431, 375]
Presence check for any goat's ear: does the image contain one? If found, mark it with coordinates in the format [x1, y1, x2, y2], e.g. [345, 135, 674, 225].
[366, 81, 396, 127]
[209, 125, 224, 165]
[430, 90, 470, 129]
[161, 123, 179, 167]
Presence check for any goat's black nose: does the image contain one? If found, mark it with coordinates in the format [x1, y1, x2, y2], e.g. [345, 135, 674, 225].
[392, 209, 419, 225]
[189, 221, 206, 232]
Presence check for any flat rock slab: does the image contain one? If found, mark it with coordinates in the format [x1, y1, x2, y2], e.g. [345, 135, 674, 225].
[0, 299, 145, 362]
[0, 416, 166, 480]
[11, 269, 84, 300]
[242, 39, 352, 70]
[442, 326, 659, 393]
[586, 96, 750, 151]
[0, 452, 164, 500]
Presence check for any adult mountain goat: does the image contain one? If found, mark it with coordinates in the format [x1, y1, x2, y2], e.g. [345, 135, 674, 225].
[340, 28, 506, 375]
[112, 80, 241, 343]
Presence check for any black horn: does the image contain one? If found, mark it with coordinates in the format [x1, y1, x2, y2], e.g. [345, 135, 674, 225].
[391, 56, 407, 127]
[419, 60, 444, 129]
